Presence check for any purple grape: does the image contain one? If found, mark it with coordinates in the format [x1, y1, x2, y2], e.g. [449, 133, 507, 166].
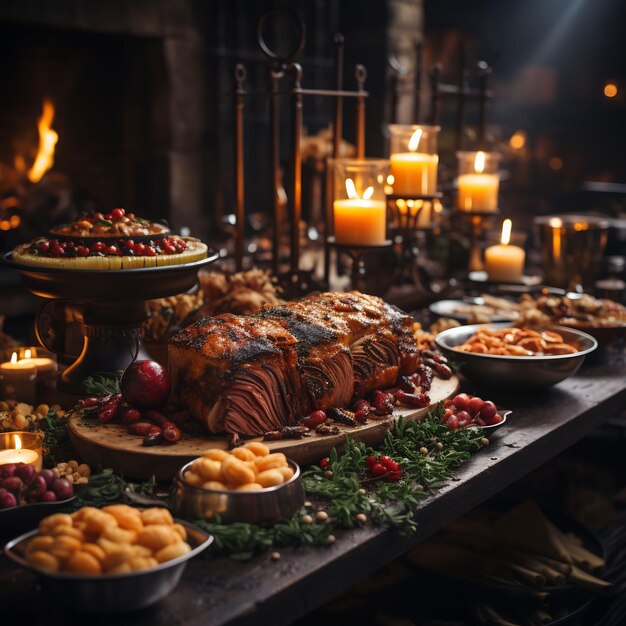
[1, 476, 23, 495]
[39, 469, 56, 488]
[0, 491, 17, 508]
[38, 490, 57, 502]
[14, 464, 36, 485]
[0, 464, 16, 478]
[28, 475, 47, 500]
[51, 478, 73, 501]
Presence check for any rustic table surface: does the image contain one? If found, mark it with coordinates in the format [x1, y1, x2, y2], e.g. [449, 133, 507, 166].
[1, 356, 625, 626]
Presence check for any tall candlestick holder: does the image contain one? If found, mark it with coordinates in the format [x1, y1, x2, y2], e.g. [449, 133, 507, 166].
[457, 209, 501, 272]
[327, 237, 393, 291]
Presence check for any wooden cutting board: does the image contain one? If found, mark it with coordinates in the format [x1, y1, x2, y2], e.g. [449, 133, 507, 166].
[68, 375, 459, 481]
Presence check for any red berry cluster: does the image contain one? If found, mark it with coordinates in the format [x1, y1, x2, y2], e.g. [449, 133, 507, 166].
[442, 393, 503, 430]
[91, 208, 135, 222]
[0, 463, 73, 509]
[35, 236, 186, 258]
[365, 454, 402, 481]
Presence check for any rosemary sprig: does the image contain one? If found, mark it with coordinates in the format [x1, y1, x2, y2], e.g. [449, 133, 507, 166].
[39, 409, 70, 467]
[83, 374, 121, 396]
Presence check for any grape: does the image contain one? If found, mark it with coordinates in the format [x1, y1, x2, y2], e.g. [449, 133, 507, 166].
[453, 393, 470, 411]
[1, 476, 23, 495]
[39, 469, 56, 487]
[29, 475, 47, 499]
[14, 464, 36, 485]
[480, 401, 497, 420]
[446, 415, 459, 430]
[0, 463, 16, 478]
[38, 490, 57, 502]
[51, 477, 73, 501]
[0, 491, 17, 508]
[467, 397, 485, 416]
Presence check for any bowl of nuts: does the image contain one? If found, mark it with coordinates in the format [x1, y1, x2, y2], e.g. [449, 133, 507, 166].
[435, 323, 597, 389]
[170, 442, 305, 525]
[4, 505, 213, 613]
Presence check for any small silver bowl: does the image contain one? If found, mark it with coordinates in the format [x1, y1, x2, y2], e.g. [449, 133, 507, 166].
[436, 323, 597, 389]
[170, 459, 305, 525]
[3, 519, 212, 613]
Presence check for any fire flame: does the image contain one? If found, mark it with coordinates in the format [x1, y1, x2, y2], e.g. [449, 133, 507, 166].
[27, 99, 58, 183]
[345, 178, 373, 200]
[14, 434, 22, 450]
[501, 218, 512, 246]
[474, 151, 486, 174]
[408, 128, 423, 152]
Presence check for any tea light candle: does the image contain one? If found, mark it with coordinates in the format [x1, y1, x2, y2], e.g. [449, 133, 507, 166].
[0, 433, 40, 468]
[458, 151, 499, 212]
[485, 219, 525, 282]
[334, 178, 387, 245]
[0, 352, 36, 404]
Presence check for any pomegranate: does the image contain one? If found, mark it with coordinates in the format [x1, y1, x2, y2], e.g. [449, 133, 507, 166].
[121, 360, 171, 409]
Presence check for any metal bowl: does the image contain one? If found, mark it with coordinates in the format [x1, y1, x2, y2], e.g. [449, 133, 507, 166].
[3, 518, 212, 613]
[435, 323, 598, 389]
[170, 459, 305, 526]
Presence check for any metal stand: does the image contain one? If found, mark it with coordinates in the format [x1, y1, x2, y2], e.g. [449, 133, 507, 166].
[387, 192, 443, 293]
[232, 10, 369, 294]
[327, 237, 393, 292]
[457, 209, 500, 272]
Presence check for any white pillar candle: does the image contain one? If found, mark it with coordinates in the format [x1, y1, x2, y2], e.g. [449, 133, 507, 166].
[485, 219, 526, 282]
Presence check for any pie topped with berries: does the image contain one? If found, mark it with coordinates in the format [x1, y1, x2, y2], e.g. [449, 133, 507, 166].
[13, 209, 208, 270]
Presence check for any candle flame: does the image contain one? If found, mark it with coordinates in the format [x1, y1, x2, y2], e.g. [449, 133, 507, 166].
[24, 349, 32, 359]
[474, 151, 486, 174]
[345, 178, 358, 200]
[10, 352, 17, 365]
[362, 186, 374, 200]
[408, 128, 423, 152]
[28, 99, 59, 184]
[501, 219, 512, 246]
[14, 434, 22, 451]
[549, 217, 563, 228]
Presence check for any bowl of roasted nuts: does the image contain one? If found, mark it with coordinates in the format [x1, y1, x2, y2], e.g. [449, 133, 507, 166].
[435, 323, 597, 389]
[3, 505, 213, 613]
[171, 442, 305, 525]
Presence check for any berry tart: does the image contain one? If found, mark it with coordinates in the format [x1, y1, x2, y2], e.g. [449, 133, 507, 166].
[12, 209, 208, 270]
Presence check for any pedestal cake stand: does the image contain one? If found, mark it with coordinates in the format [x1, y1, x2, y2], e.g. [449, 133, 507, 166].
[1, 251, 218, 394]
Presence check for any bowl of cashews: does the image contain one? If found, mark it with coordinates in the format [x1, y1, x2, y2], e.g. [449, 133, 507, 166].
[3, 505, 213, 612]
[435, 323, 597, 389]
[170, 442, 305, 525]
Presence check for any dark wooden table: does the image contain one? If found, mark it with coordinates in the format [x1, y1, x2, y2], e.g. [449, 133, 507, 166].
[2, 357, 625, 626]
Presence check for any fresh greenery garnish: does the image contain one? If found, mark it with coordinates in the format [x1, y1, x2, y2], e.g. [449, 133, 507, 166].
[39, 410, 70, 467]
[83, 374, 121, 396]
[197, 410, 487, 559]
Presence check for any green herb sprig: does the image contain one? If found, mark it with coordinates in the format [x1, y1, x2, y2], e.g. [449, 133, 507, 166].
[197, 410, 488, 559]
[83, 374, 121, 396]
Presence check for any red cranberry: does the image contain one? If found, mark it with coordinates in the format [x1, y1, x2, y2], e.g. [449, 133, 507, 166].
[111, 208, 125, 220]
[144, 247, 156, 257]
[92, 241, 106, 253]
[134, 242, 146, 255]
[106, 245, 119, 255]
[370, 463, 387, 477]
[127, 212, 135, 219]
[77, 246, 90, 257]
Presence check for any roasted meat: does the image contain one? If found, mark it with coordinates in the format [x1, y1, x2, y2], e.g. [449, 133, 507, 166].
[168, 291, 419, 436]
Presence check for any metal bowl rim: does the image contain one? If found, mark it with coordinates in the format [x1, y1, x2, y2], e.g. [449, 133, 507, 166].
[3, 517, 213, 581]
[177, 457, 301, 495]
[0, 495, 76, 515]
[435, 323, 598, 361]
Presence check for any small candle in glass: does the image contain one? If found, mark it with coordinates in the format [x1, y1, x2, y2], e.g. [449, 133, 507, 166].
[0, 432, 43, 470]
[389, 125, 439, 197]
[484, 219, 525, 282]
[0, 352, 36, 404]
[330, 158, 388, 246]
[457, 151, 501, 212]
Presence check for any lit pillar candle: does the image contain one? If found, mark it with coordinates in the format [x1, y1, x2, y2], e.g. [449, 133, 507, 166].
[389, 126, 439, 196]
[0, 353, 36, 404]
[485, 219, 526, 282]
[20, 348, 57, 376]
[334, 180, 387, 246]
[457, 151, 499, 212]
[0, 433, 41, 469]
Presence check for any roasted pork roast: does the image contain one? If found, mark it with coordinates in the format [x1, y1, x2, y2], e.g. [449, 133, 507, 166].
[168, 291, 418, 436]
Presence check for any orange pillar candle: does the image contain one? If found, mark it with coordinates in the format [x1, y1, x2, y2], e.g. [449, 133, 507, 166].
[485, 219, 526, 282]
[389, 125, 439, 197]
[457, 151, 500, 212]
[333, 179, 386, 245]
